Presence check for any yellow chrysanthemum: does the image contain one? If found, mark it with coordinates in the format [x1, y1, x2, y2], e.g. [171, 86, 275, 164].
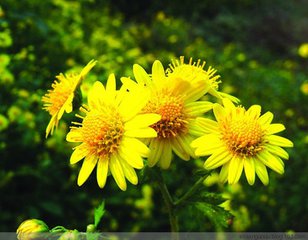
[42, 60, 97, 137]
[121, 60, 215, 169]
[191, 98, 294, 185]
[167, 56, 240, 103]
[66, 74, 161, 191]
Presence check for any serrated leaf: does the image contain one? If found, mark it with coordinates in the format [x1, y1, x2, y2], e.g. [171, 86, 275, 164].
[195, 202, 233, 230]
[94, 201, 105, 228]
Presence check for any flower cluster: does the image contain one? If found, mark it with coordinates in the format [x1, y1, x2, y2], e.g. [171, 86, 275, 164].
[42, 57, 293, 190]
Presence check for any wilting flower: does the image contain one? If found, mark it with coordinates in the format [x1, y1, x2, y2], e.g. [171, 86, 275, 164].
[191, 98, 293, 185]
[66, 74, 161, 191]
[16, 219, 49, 240]
[121, 59, 217, 169]
[42, 60, 96, 137]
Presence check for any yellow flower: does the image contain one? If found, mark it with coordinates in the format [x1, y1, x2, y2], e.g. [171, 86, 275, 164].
[42, 60, 97, 138]
[121, 60, 214, 169]
[191, 99, 293, 185]
[167, 56, 240, 103]
[16, 219, 49, 240]
[66, 74, 160, 191]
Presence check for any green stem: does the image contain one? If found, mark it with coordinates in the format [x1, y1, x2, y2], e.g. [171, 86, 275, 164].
[174, 174, 208, 206]
[154, 168, 179, 240]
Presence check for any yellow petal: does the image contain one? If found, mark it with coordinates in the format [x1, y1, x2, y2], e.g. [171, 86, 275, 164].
[213, 103, 226, 122]
[194, 117, 219, 133]
[96, 157, 109, 188]
[148, 139, 163, 167]
[46, 114, 57, 138]
[105, 73, 117, 102]
[77, 154, 98, 186]
[266, 135, 293, 147]
[222, 98, 235, 109]
[255, 160, 269, 185]
[121, 137, 150, 158]
[88, 81, 106, 109]
[244, 158, 255, 185]
[119, 143, 144, 169]
[70, 143, 88, 164]
[259, 111, 273, 126]
[133, 64, 151, 86]
[66, 130, 82, 142]
[109, 155, 127, 191]
[124, 127, 157, 138]
[266, 123, 286, 134]
[204, 148, 232, 169]
[246, 105, 261, 119]
[79, 59, 97, 82]
[265, 144, 289, 159]
[152, 60, 165, 84]
[219, 161, 230, 183]
[185, 101, 213, 116]
[228, 157, 244, 184]
[171, 138, 190, 160]
[191, 134, 221, 151]
[125, 113, 161, 130]
[119, 156, 138, 185]
[159, 142, 173, 169]
[257, 150, 284, 174]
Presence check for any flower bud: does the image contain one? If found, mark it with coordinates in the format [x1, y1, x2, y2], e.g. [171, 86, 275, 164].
[57, 230, 79, 240]
[16, 219, 49, 240]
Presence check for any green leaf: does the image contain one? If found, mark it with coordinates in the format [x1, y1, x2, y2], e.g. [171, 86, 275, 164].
[195, 202, 233, 230]
[94, 201, 105, 228]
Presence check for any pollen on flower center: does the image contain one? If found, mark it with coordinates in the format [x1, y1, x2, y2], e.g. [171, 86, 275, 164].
[81, 110, 124, 157]
[221, 115, 263, 156]
[143, 92, 188, 139]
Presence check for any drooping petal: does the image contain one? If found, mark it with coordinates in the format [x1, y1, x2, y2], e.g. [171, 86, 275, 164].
[77, 154, 98, 186]
[148, 139, 163, 167]
[228, 157, 244, 184]
[96, 157, 109, 188]
[119, 156, 138, 185]
[257, 150, 284, 174]
[244, 157, 255, 185]
[255, 160, 269, 185]
[219, 161, 230, 183]
[159, 142, 173, 169]
[265, 144, 289, 159]
[171, 138, 190, 161]
[109, 155, 127, 191]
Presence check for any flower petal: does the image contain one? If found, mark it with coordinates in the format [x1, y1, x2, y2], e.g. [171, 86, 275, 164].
[96, 157, 109, 188]
[228, 157, 244, 184]
[171, 138, 190, 161]
[121, 137, 150, 158]
[192, 134, 223, 156]
[213, 103, 227, 122]
[148, 139, 163, 167]
[70, 143, 89, 164]
[159, 142, 173, 169]
[244, 157, 255, 185]
[125, 114, 161, 130]
[124, 127, 157, 138]
[204, 148, 232, 170]
[219, 161, 230, 183]
[255, 160, 269, 185]
[185, 101, 213, 116]
[119, 143, 144, 169]
[194, 117, 219, 133]
[259, 111, 273, 126]
[109, 155, 127, 191]
[266, 135, 293, 147]
[266, 123, 285, 135]
[119, 156, 138, 185]
[133, 64, 151, 86]
[246, 105, 261, 119]
[257, 150, 284, 174]
[77, 154, 98, 186]
[152, 60, 166, 85]
[265, 144, 289, 159]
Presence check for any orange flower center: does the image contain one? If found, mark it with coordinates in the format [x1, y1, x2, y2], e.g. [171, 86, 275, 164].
[221, 110, 263, 157]
[143, 91, 188, 139]
[42, 74, 75, 115]
[81, 110, 124, 157]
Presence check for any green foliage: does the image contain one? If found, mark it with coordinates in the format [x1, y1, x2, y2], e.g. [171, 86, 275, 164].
[0, 0, 307, 233]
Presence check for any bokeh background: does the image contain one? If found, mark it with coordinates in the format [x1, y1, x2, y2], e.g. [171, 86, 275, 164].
[0, 0, 307, 232]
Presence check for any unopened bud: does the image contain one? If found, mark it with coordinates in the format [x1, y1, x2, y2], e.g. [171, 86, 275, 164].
[16, 219, 49, 240]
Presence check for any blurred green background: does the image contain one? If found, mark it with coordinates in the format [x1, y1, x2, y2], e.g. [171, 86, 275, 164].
[0, 0, 307, 232]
